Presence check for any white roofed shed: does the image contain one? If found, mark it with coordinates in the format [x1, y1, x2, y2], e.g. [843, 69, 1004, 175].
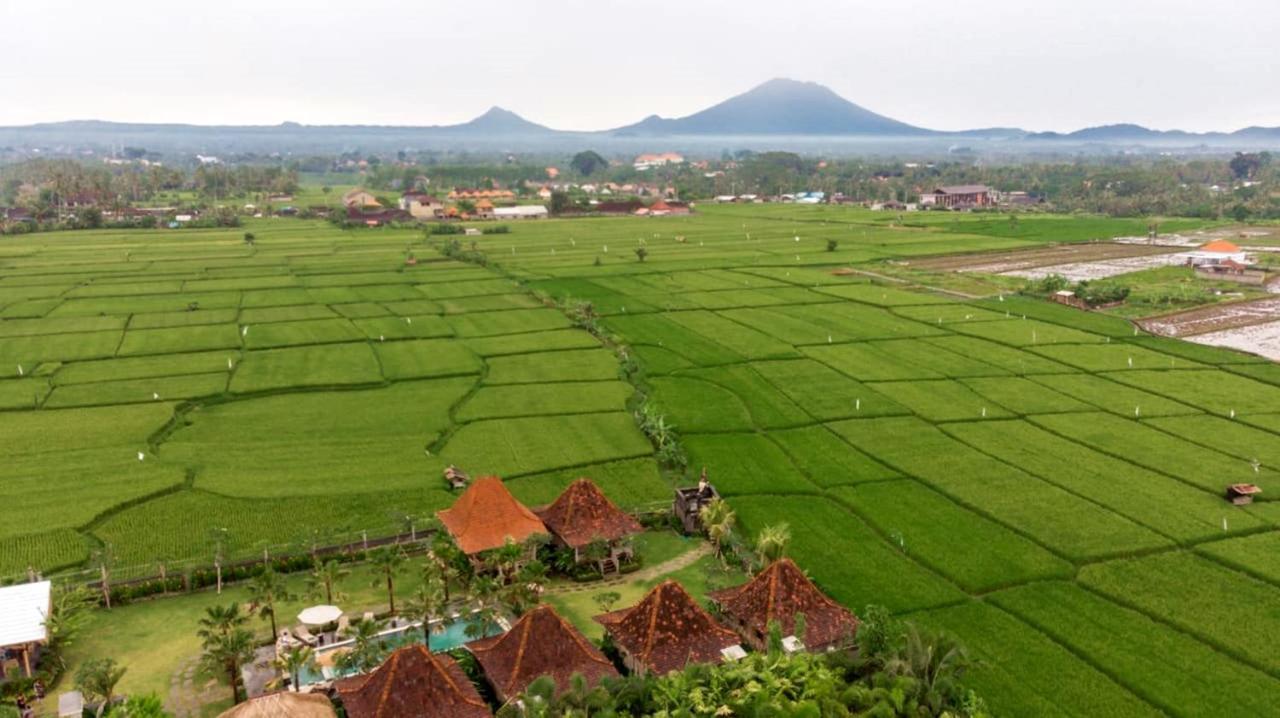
[0, 580, 52, 676]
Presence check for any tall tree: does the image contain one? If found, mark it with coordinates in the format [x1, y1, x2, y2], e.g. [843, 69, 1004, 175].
[570, 150, 608, 177]
[306, 559, 349, 604]
[75, 657, 127, 717]
[200, 628, 255, 705]
[248, 568, 292, 641]
[368, 546, 406, 614]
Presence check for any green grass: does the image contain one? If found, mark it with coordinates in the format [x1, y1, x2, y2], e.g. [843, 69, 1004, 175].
[1195, 531, 1280, 586]
[45, 373, 228, 408]
[766, 424, 898, 487]
[1026, 373, 1200, 417]
[456, 381, 633, 421]
[836, 481, 1073, 592]
[437, 412, 651, 478]
[865, 380, 1015, 421]
[683, 433, 820, 496]
[165, 379, 473, 498]
[241, 318, 364, 349]
[118, 325, 242, 356]
[1028, 343, 1205, 372]
[952, 318, 1108, 346]
[733, 495, 965, 613]
[958, 376, 1092, 414]
[484, 348, 620, 384]
[989, 581, 1280, 717]
[229, 343, 384, 393]
[913, 601, 1161, 717]
[751, 359, 908, 419]
[1103, 368, 1280, 416]
[1079, 551, 1280, 675]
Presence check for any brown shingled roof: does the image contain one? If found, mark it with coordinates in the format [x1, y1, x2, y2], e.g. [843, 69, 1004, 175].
[535, 479, 643, 550]
[335, 644, 489, 718]
[593, 580, 740, 676]
[467, 605, 617, 701]
[708, 558, 858, 651]
[437, 476, 547, 555]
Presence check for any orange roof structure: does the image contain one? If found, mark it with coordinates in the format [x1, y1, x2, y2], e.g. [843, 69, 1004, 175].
[334, 645, 489, 718]
[437, 476, 547, 555]
[1200, 239, 1242, 253]
[593, 580, 740, 676]
[709, 558, 858, 651]
[467, 605, 617, 701]
[649, 200, 672, 212]
[535, 479, 642, 549]
[475, 199, 495, 210]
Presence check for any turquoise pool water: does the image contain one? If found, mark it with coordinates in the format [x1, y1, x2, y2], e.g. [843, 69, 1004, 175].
[295, 617, 500, 686]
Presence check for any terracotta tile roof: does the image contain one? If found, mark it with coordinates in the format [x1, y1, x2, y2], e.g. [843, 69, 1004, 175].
[593, 580, 740, 675]
[467, 605, 617, 700]
[535, 479, 642, 549]
[1201, 239, 1242, 253]
[437, 476, 547, 555]
[335, 644, 489, 718]
[708, 559, 858, 650]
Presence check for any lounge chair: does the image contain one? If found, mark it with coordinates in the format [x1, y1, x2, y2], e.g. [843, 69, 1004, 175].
[294, 625, 318, 646]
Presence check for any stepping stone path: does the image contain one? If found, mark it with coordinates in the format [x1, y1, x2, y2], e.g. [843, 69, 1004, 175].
[167, 655, 224, 718]
[546, 543, 713, 595]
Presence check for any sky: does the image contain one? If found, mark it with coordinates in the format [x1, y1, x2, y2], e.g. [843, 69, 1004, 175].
[2, 0, 1278, 133]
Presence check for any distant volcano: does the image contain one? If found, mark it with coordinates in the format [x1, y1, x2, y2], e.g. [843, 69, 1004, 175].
[609, 78, 932, 136]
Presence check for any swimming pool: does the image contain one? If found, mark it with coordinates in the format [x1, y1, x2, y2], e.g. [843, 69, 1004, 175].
[295, 615, 502, 687]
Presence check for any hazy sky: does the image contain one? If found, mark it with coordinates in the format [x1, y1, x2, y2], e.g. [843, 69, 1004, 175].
[3, 0, 1277, 132]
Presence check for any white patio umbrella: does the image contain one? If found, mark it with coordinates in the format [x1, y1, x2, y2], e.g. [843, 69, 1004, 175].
[297, 605, 343, 626]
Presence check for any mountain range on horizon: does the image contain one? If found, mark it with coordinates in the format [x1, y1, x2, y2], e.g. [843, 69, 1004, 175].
[4, 79, 1278, 150]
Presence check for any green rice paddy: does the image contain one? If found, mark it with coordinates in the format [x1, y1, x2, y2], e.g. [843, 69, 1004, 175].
[2, 207, 1278, 715]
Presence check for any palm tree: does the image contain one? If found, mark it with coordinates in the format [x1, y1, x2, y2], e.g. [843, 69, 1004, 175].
[754, 523, 791, 565]
[336, 618, 386, 674]
[700, 498, 736, 559]
[74, 658, 127, 717]
[200, 627, 255, 705]
[306, 559, 349, 604]
[464, 576, 501, 640]
[367, 546, 406, 614]
[491, 539, 525, 583]
[248, 568, 292, 642]
[884, 624, 973, 714]
[403, 574, 447, 645]
[198, 603, 249, 648]
[273, 645, 316, 693]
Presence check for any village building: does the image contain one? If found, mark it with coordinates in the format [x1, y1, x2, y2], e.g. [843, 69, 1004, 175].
[341, 189, 380, 209]
[217, 692, 337, 718]
[448, 188, 516, 201]
[594, 580, 742, 676]
[927, 185, 993, 209]
[633, 153, 685, 171]
[535, 478, 643, 571]
[593, 200, 645, 215]
[436, 476, 547, 563]
[709, 558, 859, 652]
[635, 200, 691, 217]
[492, 205, 549, 220]
[473, 199, 496, 220]
[399, 191, 444, 219]
[467, 605, 617, 702]
[1177, 239, 1253, 267]
[0, 580, 51, 678]
[344, 205, 410, 227]
[334, 644, 489, 718]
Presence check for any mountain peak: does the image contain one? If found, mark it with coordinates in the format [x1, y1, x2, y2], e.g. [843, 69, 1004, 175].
[453, 106, 552, 134]
[611, 79, 930, 136]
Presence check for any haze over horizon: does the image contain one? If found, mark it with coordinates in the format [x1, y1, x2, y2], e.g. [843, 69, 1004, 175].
[3, 0, 1278, 134]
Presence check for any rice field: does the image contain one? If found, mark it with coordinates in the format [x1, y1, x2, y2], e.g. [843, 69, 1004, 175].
[2, 206, 1277, 716]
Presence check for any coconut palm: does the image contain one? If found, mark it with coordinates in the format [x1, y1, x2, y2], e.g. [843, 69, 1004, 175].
[403, 574, 448, 645]
[306, 559, 349, 604]
[197, 603, 249, 648]
[200, 627, 255, 705]
[754, 522, 792, 564]
[248, 567, 292, 642]
[367, 546, 406, 614]
[336, 618, 386, 674]
[700, 498, 736, 559]
[273, 645, 316, 692]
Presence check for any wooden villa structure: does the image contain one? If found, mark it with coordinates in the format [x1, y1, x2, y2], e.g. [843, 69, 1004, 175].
[334, 644, 489, 718]
[673, 471, 719, 535]
[593, 580, 742, 676]
[0, 580, 51, 678]
[436, 476, 547, 568]
[709, 558, 859, 652]
[536, 478, 643, 574]
[217, 692, 336, 718]
[1227, 483, 1262, 506]
[467, 605, 617, 703]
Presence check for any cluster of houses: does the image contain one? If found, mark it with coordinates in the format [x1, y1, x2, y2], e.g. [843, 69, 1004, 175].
[232, 475, 854, 717]
[340, 188, 549, 226]
[1176, 239, 1274, 286]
